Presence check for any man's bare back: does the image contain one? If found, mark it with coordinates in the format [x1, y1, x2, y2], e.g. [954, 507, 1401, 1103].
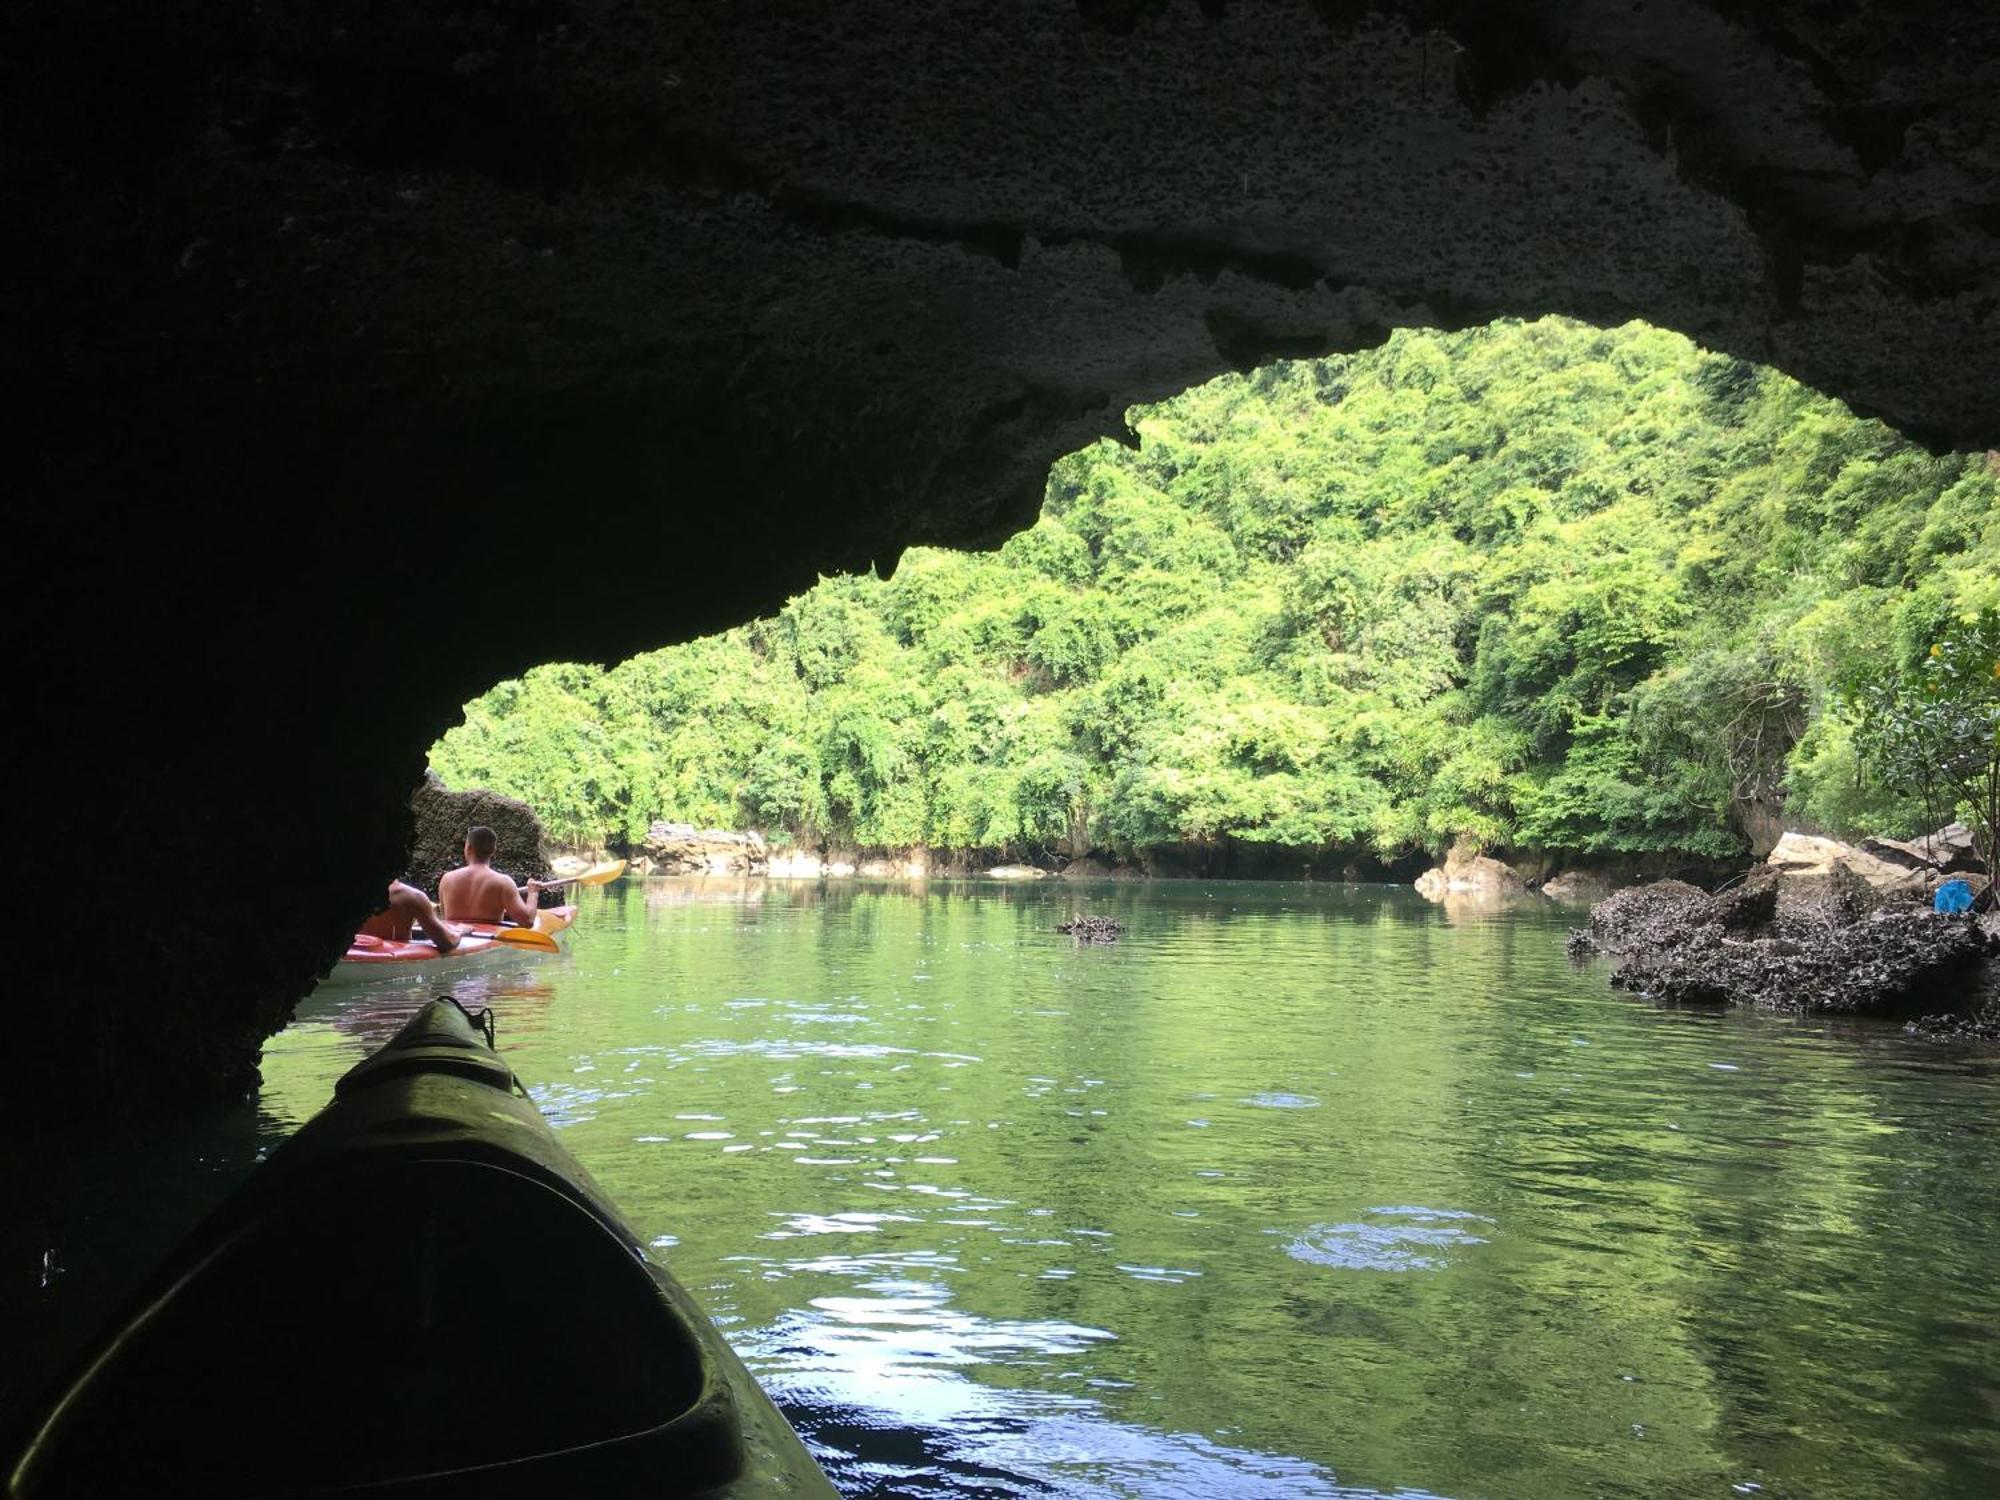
[439, 826, 543, 924]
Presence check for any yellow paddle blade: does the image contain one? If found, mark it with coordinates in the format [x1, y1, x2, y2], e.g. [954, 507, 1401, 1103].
[576, 859, 627, 887]
[491, 926, 560, 953]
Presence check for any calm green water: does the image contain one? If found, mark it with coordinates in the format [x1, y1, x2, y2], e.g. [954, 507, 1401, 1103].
[12, 879, 2000, 1496]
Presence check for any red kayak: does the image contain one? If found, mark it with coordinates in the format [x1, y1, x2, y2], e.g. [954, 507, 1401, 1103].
[326, 905, 577, 983]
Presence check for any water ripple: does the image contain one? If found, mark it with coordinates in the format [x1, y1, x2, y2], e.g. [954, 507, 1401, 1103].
[1281, 1208, 1493, 1273]
[742, 1295, 1454, 1499]
[254, 877, 2000, 1499]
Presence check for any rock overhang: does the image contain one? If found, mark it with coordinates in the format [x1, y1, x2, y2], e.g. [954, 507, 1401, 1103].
[5, 0, 1997, 1119]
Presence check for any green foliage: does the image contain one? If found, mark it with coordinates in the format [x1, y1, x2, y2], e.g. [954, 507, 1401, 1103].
[1839, 609, 2000, 870]
[430, 319, 1999, 860]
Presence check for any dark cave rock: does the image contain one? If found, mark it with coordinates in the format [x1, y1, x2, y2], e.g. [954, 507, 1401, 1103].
[405, 773, 552, 899]
[6, 0, 1999, 1119]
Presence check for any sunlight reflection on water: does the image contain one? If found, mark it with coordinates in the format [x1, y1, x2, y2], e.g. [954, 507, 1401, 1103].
[1280, 1208, 1494, 1273]
[738, 1279, 1453, 1499]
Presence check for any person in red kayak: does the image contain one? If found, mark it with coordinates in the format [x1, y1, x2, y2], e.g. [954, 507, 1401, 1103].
[356, 881, 461, 953]
[439, 825, 547, 926]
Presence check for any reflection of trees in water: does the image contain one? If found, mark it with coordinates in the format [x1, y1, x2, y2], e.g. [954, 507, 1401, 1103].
[1435, 888, 1539, 926]
[644, 877, 782, 908]
[248, 882, 2000, 1497]
[739, 1290, 1400, 1500]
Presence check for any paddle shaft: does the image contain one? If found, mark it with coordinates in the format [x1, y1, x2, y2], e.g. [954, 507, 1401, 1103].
[413, 925, 558, 953]
[537, 860, 626, 889]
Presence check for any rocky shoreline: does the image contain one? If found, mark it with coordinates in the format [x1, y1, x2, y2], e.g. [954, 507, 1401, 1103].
[601, 821, 1424, 883]
[1406, 841, 1743, 907]
[1565, 828, 1997, 1041]
[597, 820, 1717, 891]
[560, 814, 1998, 1039]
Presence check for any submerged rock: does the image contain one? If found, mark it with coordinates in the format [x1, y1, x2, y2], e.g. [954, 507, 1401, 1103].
[1057, 914, 1123, 942]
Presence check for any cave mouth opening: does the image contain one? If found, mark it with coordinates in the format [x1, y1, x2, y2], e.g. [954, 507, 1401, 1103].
[422, 315, 1998, 888]
[11, 0, 2000, 1137]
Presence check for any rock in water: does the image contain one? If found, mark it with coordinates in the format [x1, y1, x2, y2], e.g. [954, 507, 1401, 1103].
[643, 822, 768, 875]
[407, 773, 551, 896]
[1764, 830, 1934, 899]
[1541, 869, 1632, 905]
[1573, 874, 1998, 1021]
[1057, 915, 1123, 942]
[1577, 880, 1716, 955]
[1911, 913, 2000, 1040]
[1413, 844, 1526, 901]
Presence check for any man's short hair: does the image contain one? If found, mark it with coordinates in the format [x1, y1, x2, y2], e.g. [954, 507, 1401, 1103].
[466, 825, 498, 859]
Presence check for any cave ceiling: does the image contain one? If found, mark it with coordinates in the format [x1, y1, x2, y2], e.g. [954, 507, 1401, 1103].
[4, 0, 1996, 1117]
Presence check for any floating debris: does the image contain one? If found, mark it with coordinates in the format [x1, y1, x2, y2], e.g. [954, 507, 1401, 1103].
[1057, 914, 1123, 942]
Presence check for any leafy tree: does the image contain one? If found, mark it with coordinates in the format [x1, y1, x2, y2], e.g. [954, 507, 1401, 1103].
[1841, 609, 2000, 871]
[429, 320, 1999, 867]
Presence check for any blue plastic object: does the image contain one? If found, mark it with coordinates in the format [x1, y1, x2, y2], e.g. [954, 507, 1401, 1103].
[1934, 879, 1974, 914]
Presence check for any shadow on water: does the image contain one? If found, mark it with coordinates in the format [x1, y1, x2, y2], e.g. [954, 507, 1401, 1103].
[0, 1099, 269, 1433]
[0, 951, 568, 1435]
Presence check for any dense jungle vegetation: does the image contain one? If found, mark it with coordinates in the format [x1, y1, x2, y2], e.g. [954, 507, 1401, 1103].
[432, 318, 1998, 863]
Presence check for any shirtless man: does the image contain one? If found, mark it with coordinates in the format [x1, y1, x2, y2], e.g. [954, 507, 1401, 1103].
[439, 825, 547, 925]
[357, 880, 461, 952]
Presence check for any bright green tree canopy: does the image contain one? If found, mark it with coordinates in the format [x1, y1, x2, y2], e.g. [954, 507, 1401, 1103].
[432, 318, 1998, 861]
